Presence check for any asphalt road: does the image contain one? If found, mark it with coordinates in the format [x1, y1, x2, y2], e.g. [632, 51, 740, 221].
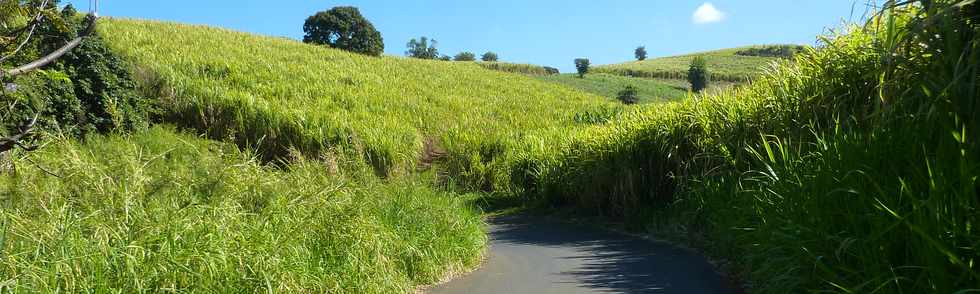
[428, 215, 732, 294]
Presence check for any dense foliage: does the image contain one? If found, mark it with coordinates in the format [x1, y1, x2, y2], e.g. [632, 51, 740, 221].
[481, 51, 498, 62]
[574, 58, 589, 78]
[453, 51, 476, 62]
[615, 85, 638, 105]
[406, 36, 439, 59]
[734, 44, 806, 58]
[302, 6, 384, 57]
[634, 46, 647, 61]
[0, 2, 150, 140]
[687, 56, 708, 92]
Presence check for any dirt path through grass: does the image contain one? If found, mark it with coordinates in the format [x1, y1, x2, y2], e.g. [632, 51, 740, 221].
[428, 215, 732, 294]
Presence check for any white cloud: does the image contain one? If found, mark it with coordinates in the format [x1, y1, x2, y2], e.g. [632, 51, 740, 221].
[693, 3, 725, 24]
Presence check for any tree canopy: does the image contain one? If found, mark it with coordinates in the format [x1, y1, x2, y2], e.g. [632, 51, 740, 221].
[303, 6, 384, 56]
[454, 52, 476, 61]
[481, 52, 498, 62]
[406, 37, 439, 59]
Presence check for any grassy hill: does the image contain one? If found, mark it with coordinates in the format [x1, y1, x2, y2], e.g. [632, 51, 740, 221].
[595, 45, 802, 82]
[99, 18, 616, 184]
[535, 73, 689, 104]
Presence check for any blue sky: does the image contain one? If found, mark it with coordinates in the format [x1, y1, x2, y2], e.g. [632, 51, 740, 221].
[66, 0, 878, 72]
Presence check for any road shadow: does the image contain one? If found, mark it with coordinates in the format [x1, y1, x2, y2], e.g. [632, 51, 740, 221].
[488, 214, 732, 293]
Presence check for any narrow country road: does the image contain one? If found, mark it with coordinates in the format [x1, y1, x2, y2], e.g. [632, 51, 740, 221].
[429, 215, 733, 294]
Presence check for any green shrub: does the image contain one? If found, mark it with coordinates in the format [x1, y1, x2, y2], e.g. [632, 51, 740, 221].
[615, 85, 638, 105]
[1, 4, 151, 138]
[574, 58, 590, 78]
[687, 56, 708, 92]
[453, 52, 476, 62]
[406, 36, 439, 59]
[481, 51, 498, 62]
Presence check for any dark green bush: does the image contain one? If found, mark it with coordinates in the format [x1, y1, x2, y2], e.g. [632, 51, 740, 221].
[1, 3, 151, 138]
[616, 85, 638, 105]
[574, 58, 590, 78]
[687, 56, 708, 92]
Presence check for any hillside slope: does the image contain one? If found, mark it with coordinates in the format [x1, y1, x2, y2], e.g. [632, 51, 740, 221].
[595, 45, 800, 82]
[98, 18, 615, 184]
[535, 73, 689, 104]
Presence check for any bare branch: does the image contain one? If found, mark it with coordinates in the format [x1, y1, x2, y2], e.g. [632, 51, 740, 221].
[0, 113, 39, 154]
[0, 0, 49, 64]
[2, 0, 100, 78]
[24, 156, 61, 178]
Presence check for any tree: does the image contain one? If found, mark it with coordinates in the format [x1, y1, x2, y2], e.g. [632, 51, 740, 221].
[688, 56, 709, 93]
[303, 6, 384, 56]
[1, 0, 101, 171]
[481, 51, 498, 62]
[438, 55, 451, 61]
[406, 37, 439, 59]
[453, 51, 476, 61]
[574, 58, 590, 78]
[617, 85, 639, 105]
[543, 66, 560, 75]
[635, 46, 647, 61]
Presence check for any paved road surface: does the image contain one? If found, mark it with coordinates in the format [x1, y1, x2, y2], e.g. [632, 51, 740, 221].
[429, 215, 732, 294]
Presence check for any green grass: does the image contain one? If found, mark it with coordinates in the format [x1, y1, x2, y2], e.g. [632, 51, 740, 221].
[10, 2, 974, 292]
[0, 126, 485, 292]
[595, 45, 795, 82]
[507, 3, 979, 292]
[475, 61, 552, 75]
[535, 73, 688, 104]
[98, 18, 615, 185]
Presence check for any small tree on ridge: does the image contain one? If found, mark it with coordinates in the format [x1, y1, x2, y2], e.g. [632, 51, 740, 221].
[406, 37, 440, 59]
[635, 46, 647, 61]
[481, 52, 498, 62]
[574, 58, 590, 78]
[688, 56, 709, 93]
[454, 52, 476, 61]
[303, 6, 384, 56]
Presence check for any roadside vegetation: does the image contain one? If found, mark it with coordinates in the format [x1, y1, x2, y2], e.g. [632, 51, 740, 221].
[1, 127, 484, 292]
[2, 0, 976, 293]
[508, 2, 979, 292]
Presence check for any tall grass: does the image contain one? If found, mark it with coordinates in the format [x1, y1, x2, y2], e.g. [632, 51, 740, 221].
[535, 73, 690, 104]
[508, 1, 979, 292]
[97, 18, 614, 184]
[594, 45, 792, 82]
[80, 2, 979, 291]
[476, 61, 552, 76]
[0, 127, 485, 292]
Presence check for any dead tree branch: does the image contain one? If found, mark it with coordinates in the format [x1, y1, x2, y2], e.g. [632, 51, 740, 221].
[0, 0, 49, 64]
[0, 0, 99, 160]
[2, 0, 99, 78]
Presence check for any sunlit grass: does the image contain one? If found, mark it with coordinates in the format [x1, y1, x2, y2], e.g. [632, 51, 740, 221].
[595, 45, 791, 82]
[0, 127, 485, 292]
